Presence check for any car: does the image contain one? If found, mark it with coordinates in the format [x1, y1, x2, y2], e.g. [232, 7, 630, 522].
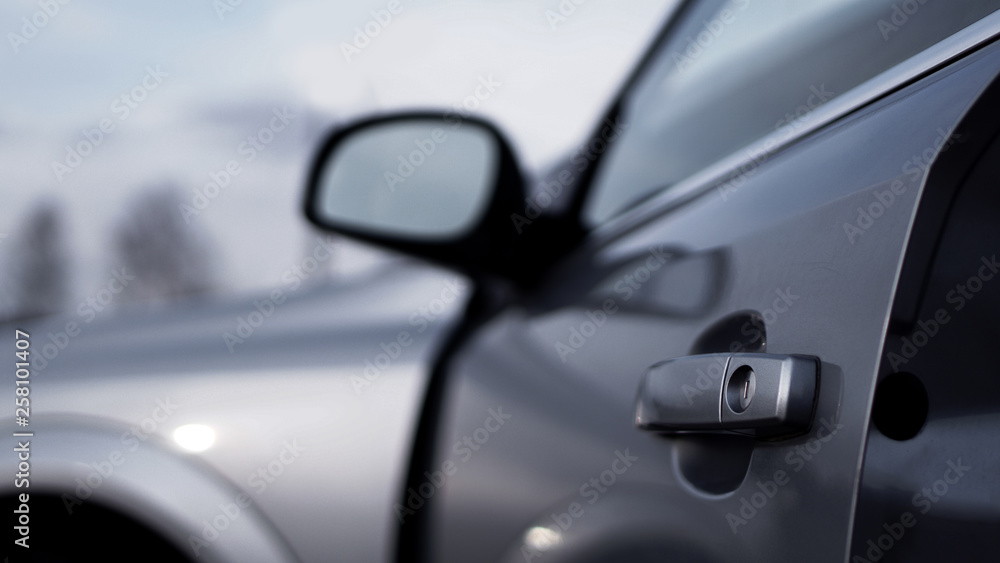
[7, 0, 1000, 561]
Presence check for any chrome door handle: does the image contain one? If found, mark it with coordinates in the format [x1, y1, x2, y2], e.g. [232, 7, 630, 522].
[634, 353, 819, 439]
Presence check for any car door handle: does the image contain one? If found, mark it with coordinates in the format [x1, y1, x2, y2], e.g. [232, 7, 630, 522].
[634, 353, 819, 439]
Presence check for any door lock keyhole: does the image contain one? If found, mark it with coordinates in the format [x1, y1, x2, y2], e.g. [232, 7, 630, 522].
[726, 365, 756, 413]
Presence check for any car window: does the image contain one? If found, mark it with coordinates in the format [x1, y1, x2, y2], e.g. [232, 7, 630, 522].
[584, 0, 1000, 225]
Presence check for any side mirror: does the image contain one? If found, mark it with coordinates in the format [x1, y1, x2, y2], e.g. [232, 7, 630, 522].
[304, 112, 527, 279]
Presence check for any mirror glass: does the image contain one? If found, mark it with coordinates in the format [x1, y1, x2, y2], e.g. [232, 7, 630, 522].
[314, 119, 499, 240]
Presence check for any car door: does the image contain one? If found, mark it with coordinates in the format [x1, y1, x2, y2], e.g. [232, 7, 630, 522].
[405, 2, 1000, 562]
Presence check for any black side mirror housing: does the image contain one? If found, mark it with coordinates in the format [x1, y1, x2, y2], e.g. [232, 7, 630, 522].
[304, 112, 538, 282]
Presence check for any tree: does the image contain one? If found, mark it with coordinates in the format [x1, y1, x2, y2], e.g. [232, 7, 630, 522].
[112, 184, 216, 303]
[1, 199, 70, 320]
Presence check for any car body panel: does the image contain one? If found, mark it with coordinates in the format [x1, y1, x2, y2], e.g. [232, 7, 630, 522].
[850, 81, 1000, 560]
[425, 35, 1000, 563]
[2, 265, 468, 562]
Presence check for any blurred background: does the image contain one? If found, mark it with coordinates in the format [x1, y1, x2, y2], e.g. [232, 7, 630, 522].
[0, 0, 673, 322]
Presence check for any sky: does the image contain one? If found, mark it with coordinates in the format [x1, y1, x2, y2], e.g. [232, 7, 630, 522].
[0, 0, 674, 310]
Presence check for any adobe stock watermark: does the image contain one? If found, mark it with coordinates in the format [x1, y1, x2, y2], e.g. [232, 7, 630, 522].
[385, 128, 446, 192]
[61, 396, 181, 514]
[520, 449, 639, 561]
[672, 0, 750, 71]
[718, 83, 835, 202]
[246, 440, 305, 495]
[28, 268, 136, 374]
[384, 75, 501, 193]
[7, 0, 73, 54]
[852, 458, 970, 562]
[877, 0, 933, 41]
[844, 128, 958, 244]
[680, 289, 799, 404]
[554, 244, 670, 363]
[189, 440, 306, 557]
[885, 253, 998, 371]
[843, 179, 909, 245]
[544, 0, 591, 31]
[773, 84, 835, 136]
[341, 0, 403, 63]
[511, 116, 625, 234]
[727, 417, 845, 533]
[222, 236, 338, 352]
[443, 74, 503, 125]
[352, 277, 467, 395]
[394, 406, 512, 523]
[180, 106, 296, 223]
[212, 0, 245, 21]
[51, 65, 169, 182]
